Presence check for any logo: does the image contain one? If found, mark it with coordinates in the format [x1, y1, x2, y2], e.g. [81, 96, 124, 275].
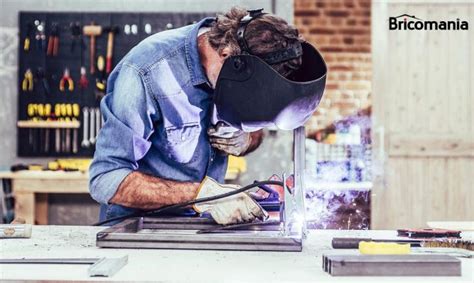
[389, 14, 469, 30]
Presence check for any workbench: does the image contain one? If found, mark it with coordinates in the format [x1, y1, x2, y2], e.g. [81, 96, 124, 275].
[0, 160, 245, 225]
[0, 171, 89, 224]
[0, 226, 472, 282]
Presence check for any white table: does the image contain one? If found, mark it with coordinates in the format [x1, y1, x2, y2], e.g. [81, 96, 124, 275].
[0, 226, 473, 282]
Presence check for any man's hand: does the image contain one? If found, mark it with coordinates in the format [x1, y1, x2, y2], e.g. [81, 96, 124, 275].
[193, 177, 268, 225]
[208, 122, 263, 156]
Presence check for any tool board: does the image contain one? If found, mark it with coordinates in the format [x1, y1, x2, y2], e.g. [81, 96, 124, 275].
[18, 11, 211, 157]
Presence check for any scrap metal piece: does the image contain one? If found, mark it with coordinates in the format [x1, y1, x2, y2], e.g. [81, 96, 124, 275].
[88, 256, 128, 277]
[0, 258, 99, 264]
[0, 256, 128, 278]
[322, 254, 461, 276]
[0, 224, 32, 238]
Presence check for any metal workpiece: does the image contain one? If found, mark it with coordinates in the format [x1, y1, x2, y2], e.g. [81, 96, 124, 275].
[97, 217, 302, 252]
[322, 254, 461, 276]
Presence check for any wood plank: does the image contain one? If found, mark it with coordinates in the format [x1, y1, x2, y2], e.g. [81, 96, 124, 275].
[405, 3, 428, 133]
[0, 170, 89, 180]
[13, 179, 89, 194]
[35, 194, 48, 225]
[388, 133, 474, 157]
[446, 5, 470, 134]
[387, 2, 409, 133]
[17, 120, 80, 129]
[427, 5, 449, 133]
[13, 192, 34, 224]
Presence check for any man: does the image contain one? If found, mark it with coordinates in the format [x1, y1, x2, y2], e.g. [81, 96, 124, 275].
[89, 7, 305, 225]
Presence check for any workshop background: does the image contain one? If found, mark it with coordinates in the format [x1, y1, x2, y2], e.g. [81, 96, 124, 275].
[0, 0, 472, 228]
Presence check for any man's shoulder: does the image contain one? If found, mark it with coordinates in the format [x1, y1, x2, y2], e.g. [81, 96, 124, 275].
[121, 25, 193, 73]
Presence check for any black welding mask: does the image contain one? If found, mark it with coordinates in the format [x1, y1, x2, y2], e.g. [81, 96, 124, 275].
[213, 9, 327, 131]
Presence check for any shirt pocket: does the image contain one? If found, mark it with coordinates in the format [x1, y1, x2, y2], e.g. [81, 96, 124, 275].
[164, 122, 201, 163]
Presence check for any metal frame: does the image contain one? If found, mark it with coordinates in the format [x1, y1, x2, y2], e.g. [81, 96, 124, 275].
[96, 127, 307, 252]
[96, 217, 302, 251]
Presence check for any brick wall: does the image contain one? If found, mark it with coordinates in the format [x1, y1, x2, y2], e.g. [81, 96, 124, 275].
[294, 0, 372, 132]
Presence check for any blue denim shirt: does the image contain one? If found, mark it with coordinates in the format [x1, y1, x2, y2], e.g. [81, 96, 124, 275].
[89, 17, 228, 205]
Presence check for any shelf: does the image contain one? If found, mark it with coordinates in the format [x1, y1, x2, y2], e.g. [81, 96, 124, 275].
[17, 120, 80, 129]
[305, 181, 373, 191]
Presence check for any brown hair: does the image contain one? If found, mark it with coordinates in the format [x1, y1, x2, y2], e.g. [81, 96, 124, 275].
[207, 7, 303, 77]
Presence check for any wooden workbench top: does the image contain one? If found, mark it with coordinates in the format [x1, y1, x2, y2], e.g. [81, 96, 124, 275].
[0, 226, 472, 282]
[0, 170, 88, 180]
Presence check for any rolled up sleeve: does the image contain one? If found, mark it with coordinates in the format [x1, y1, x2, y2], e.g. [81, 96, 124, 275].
[89, 63, 158, 204]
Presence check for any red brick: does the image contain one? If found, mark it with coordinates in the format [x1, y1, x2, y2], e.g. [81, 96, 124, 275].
[320, 46, 344, 52]
[325, 10, 350, 17]
[295, 10, 321, 17]
[343, 37, 354, 44]
[346, 19, 357, 25]
[339, 28, 369, 35]
[329, 64, 352, 71]
[315, 1, 326, 8]
[309, 27, 336, 35]
[326, 83, 339, 90]
[344, 1, 356, 8]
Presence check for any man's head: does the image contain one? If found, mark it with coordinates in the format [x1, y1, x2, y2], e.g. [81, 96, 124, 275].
[200, 7, 303, 87]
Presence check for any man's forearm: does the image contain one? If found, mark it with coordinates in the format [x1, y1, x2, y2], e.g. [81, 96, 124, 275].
[243, 130, 264, 155]
[110, 171, 200, 209]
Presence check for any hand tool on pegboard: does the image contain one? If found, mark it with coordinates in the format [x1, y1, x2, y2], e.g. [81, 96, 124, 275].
[35, 67, 50, 95]
[94, 108, 101, 142]
[65, 104, 73, 153]
[54, 104, 61, 153]
[89, 107, 96, 145]
[26, 104, 34, 147]
[46, 22, 59, 56]
[59, 68, 74, 92]
[79, 66, 89, 89]
[95, 55, 106, 100]
[72, 104, 80, 153]
[37, 104, 45, 153]
[34, 20, 46, 51]
[83, 22, 102, 74]
[23, 22, 33, 52]
[69, 21, 84, 53]
[44, 103, 51, 153]
[60, 103, 68, 152]
[104, 26, 119, 74]
[81, 107, 90, 148]
[21, 69, 34, 92]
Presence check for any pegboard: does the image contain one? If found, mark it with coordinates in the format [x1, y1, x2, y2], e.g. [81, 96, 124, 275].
[18, 11, 211, 157]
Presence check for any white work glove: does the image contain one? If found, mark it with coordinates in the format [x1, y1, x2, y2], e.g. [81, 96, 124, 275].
[193, 177, 268, 225]
[208, 122, 251, 156]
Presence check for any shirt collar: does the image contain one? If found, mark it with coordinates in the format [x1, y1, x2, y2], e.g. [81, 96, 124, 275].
[185, 17, 216, 86]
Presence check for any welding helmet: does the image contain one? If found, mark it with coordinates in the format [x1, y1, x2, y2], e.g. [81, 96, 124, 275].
[213, 9, 327, 131]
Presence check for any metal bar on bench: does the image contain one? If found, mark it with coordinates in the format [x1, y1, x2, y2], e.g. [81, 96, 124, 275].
[322, 254, 461, 276]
